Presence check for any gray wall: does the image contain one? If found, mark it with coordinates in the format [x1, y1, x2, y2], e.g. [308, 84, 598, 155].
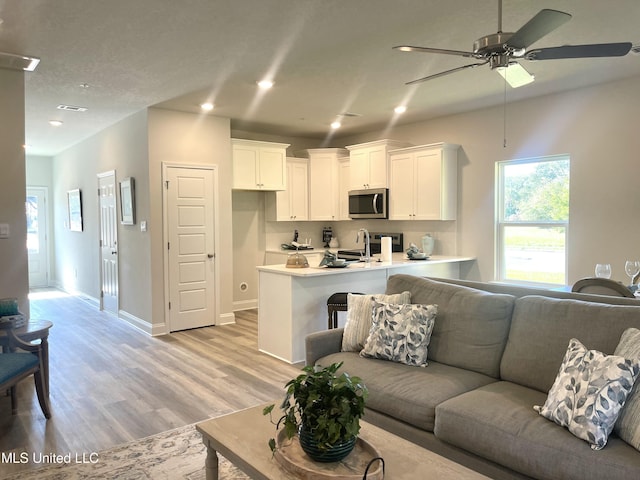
[336, 76, 640, 284]
[0, 69, 28, 314]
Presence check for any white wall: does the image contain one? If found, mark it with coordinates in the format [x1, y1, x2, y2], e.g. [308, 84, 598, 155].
[337, 76, 640, 284]
[0, 69, 29, 314]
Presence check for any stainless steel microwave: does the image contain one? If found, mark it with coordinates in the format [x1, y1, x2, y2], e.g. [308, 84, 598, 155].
[348, 188, 388, 219]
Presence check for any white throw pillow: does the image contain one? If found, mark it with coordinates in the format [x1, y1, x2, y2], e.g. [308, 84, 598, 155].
[534, 338, 640, 450]
[341, 291, 411, 352]
[614, 327, 640, 451]
[360, 300, 437, 367]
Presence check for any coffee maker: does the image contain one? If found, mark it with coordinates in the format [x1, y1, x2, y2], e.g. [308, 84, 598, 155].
[322, 227, 333, 247]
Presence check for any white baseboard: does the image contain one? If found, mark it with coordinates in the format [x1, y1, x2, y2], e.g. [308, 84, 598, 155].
[118, 309, 166, 336]
[233, 299, 258, 311]
[218, 312, 236, 325]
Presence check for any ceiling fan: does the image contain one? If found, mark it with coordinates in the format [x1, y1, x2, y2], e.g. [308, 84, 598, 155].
[394, 0, 632, 88]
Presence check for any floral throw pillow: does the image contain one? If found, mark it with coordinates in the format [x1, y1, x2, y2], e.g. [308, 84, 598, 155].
[614, 328, 640, 451]
[359, 300, 437, 367]
[534, 338, 640, 450]
[341, 292, 411, 352]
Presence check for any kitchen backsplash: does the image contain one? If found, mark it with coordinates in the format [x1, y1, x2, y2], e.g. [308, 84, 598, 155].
[264, 219, 457, 255]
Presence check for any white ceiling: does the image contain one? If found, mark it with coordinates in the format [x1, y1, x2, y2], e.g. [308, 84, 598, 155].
[2, 0, 639, 156]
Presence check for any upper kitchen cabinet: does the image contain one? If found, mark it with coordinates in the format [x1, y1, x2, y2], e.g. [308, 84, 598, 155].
[303, 148, 349, 221]
[265, 157, 309, 221]
[232, 139, 290, 190]
[337, 156, 351, 221]
[346, 139, 412, 190]
[389, 143, 459, 221]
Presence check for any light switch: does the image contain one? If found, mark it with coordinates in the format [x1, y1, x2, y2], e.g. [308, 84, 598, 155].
[140, 220, 147, 232]
[0, 223, 9, 239]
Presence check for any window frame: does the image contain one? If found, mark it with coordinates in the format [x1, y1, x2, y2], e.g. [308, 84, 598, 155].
[495, 155, 570, 286]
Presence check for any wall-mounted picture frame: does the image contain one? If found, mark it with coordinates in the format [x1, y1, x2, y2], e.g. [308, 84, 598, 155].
[119, 177, 135, 225]
[68, 189, 83, 232]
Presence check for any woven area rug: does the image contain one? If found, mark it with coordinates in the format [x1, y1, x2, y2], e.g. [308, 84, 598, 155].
[1, 424, 250, 480]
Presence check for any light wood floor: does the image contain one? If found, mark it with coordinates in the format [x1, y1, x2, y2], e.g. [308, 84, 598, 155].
[0, 290, 302, 476]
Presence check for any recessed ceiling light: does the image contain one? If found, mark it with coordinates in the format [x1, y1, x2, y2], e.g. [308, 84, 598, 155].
[257, 79, 274, 90]
[330, 121, 341, 129]
[394, 105, 407, 114]
[200, 102, 214, 111]
[49, 120, 63, 127]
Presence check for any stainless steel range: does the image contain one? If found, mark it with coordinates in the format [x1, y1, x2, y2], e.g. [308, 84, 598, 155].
[337, 232, 403, 260]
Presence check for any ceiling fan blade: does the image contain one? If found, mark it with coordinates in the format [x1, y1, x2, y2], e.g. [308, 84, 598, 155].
[525, 42, 632, 60]
[507, 9, 572, 50]
[496, 62, 535, 88]
[405, 61, 489, 85]
[393, 45, 480, 59]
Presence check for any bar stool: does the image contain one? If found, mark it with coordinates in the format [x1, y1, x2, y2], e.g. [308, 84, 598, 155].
[327, 292, 363, 329]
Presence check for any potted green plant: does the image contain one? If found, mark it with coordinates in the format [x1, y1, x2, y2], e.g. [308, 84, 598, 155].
[263, 361, 368, 462]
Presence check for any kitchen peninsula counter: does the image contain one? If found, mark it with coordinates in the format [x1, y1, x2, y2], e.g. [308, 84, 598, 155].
[257, 254, 475, 364]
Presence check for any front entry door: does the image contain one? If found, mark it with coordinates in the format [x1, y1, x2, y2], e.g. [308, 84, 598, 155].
[98, 171, 118, 314]
[26, 187, 49, 287]
[165, 166, 216, 331]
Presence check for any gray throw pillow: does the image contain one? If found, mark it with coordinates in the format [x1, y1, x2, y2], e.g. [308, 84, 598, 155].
[534, 338, 640, 450]
[614, 327, 640, 451]
[360, 300, 437, 367]
[341, 291, 411, 352]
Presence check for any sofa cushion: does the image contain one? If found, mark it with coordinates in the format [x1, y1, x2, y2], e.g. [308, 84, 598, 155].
[500, 295, 640, 393]
[435, 381, 640, 480]
[317, 351, 496, 432]
[614, 328, 640, 451]
[341, 291, 411, 352]
[360, 301, 437, 367]
[385, 275, 515, 378]
[534, 338, 640, 450]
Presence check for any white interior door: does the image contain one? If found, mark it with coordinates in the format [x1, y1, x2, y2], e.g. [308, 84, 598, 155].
[98, 171, 118, 314]
[166, 166, 216, 331]
[26, 187, 49, 287]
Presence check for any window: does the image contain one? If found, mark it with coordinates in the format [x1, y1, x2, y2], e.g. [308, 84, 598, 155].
[496, 155, 570, 285]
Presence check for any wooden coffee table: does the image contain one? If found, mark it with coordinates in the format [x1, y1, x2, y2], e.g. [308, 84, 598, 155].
[196, 404, 490, 480]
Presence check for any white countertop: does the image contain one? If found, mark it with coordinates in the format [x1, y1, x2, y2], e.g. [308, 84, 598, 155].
[257, 254, 475, 277]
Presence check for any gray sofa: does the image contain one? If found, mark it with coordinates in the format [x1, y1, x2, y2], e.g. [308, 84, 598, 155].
[305, 275, 640, 480]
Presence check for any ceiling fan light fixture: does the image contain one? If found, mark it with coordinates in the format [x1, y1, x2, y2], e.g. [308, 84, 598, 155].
[330, 121, 341, 129]
[496, 63, 535, 88]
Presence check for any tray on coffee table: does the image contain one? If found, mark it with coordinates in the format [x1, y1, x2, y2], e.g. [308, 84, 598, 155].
[274, 428, 383, 480]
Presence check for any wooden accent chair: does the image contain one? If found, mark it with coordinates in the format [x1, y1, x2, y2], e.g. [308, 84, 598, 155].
[571, 277, 635, 298]
[0, 320, 51, 419]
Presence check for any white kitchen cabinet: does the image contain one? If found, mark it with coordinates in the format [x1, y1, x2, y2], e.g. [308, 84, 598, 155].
[232, 139, 289, 190]
[304, 148, 348, 221]
[337, 156, 351, 221]
[266, 158, 309, 221]
[389, 143, 459, 220]
[346, 139, 411, 190]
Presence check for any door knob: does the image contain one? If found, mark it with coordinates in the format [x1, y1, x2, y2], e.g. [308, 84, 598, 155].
[207, 254, 214, 259]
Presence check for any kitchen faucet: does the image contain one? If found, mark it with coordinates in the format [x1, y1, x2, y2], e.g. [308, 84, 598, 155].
[356, 228, 371, 263]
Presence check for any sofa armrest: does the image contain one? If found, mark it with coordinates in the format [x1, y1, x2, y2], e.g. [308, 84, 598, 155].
[305, 328, 344, 366]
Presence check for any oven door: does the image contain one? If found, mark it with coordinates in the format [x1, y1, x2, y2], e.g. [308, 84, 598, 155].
[348, 188, 388, 219]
